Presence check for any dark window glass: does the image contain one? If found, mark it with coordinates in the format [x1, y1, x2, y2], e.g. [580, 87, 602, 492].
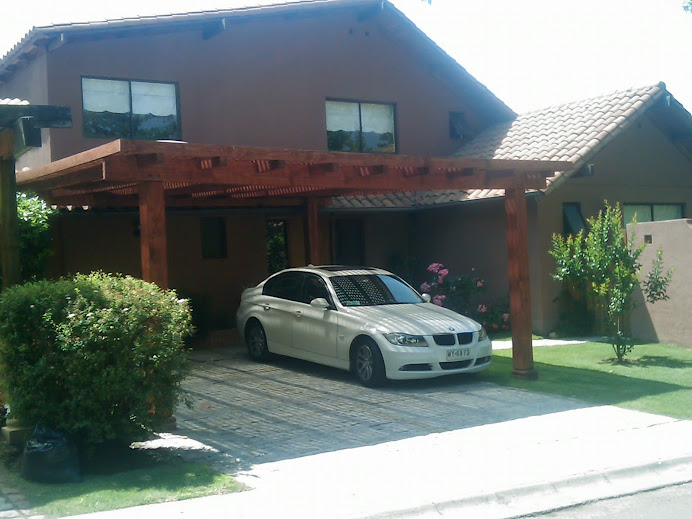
[449, 112, 468, 140]
[326, 101, 395, 153]
[82, 77, 180, 140]
[263, 272, 304, 301]
[301, 274, 331, 304]
[563, 203, 587, 235]
[330, 274, 422, 307]
[266, 220, 289, 274]
[201, 217, 227, 259]
[623, 204, 683, 225]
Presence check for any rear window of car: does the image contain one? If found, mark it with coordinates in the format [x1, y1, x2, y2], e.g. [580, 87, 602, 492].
[262, 272, 303, 301]
[329, 274, 422, 306]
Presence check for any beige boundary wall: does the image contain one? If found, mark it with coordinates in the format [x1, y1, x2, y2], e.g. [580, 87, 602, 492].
[629, 219, 692, 348]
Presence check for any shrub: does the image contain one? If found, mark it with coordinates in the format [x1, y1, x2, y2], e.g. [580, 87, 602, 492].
[16, 192, 55, 281]
[0, 273, 193, 453]
[550, 202, 672, 361]
[420, 263, 510, 332]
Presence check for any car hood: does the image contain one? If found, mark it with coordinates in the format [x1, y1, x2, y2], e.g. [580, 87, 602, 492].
[344, 303, 480, 335]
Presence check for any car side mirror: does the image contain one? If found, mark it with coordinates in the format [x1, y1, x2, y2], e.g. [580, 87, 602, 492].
[310, 297, 331, 309]
[421, 293, 431, 303]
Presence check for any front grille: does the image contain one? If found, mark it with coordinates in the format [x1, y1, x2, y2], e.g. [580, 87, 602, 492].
[433, 334, 455, 346]
[475, 356, 491, 365]
[399, 363, 432, 372]
[457, 332, 473, 345]
[440, 360, 473, 370]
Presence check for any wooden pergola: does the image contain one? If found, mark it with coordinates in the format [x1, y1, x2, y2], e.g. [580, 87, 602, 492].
[17, 139, 571, 378]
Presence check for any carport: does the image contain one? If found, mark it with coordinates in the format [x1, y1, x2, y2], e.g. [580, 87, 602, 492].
[16, 139, 570, 378]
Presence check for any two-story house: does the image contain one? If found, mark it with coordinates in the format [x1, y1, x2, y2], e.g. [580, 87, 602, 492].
[1, 0, 691, 347]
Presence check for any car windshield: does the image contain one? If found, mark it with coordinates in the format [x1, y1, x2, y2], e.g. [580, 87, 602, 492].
[329, 274, 423, 307]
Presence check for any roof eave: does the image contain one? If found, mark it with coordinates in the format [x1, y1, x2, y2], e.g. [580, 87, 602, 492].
[543, 82, 669, 196]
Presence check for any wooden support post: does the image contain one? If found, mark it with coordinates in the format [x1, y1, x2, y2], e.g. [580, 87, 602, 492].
[0, 158, 21, 290]
[138, 182, 168, 289]
[306, 198, 320, 265]
[504, 184, 537, 379]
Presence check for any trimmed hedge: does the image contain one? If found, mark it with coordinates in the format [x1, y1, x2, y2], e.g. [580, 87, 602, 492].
[0, 273, 193, 452]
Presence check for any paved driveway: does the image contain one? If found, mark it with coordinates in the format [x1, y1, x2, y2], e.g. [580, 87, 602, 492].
[173, 347, 587, 473]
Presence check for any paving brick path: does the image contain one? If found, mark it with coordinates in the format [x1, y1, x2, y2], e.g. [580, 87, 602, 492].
[0, 471, 41, 519]
[174, 348, 586, 473]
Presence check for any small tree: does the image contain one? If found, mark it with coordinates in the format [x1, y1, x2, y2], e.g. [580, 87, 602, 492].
[551, 202, 672, 361]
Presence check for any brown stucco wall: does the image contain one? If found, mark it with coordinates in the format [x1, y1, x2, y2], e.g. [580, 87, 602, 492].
[11, 8, 506, 330]
[629, 219, 692, 347]
[40, 9, 494, 162]
[56, 209, 298, 329]
[533, 115, 692, 335]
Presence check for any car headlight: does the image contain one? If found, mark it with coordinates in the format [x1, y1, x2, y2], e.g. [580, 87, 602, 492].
[478, 327, 488, 341]
[383, 333, 428, 347]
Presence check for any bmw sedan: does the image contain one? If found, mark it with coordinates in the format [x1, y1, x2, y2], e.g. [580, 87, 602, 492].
[236, 266, 492, 387]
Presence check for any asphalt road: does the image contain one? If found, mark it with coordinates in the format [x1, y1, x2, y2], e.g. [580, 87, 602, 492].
[535, 482, 692, 518]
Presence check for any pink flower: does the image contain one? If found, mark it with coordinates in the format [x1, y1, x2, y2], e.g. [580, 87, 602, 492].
[420, 282, 431, 293]
[471, 267, 475, 272]
[476, 280, 484, 288]
[427, 263, 444, 274]
[502, 313, 510, 322]
[477, 304, 488, 313]
[432, 295, 446, 306]
[492, 323, 499, 330]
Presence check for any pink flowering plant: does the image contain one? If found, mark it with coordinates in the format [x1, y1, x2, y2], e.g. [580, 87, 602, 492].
[420, 263, 511, 333]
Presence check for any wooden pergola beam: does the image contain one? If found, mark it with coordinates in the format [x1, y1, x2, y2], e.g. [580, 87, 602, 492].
[0, 157, 20, 289]
[138, 182, 168, 289]
[505, 184, 536, 378]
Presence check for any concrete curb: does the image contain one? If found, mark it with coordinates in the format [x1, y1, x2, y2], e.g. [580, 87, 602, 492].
[368, 457, 692, 518]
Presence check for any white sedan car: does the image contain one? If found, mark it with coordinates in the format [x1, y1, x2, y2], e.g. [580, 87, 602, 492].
[236, 266, 492, 387]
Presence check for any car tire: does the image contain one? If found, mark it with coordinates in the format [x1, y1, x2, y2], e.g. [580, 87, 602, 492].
[246, 320, 270, 361]
[353, 339, 386, 388]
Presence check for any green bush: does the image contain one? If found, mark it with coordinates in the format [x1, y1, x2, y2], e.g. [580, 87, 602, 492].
[0, 273, 193, 452]
[16, 192, 55, 281]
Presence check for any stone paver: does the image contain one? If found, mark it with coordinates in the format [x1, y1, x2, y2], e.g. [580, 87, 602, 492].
[172, 347, 588, 472]
[0, 471, 40, 519]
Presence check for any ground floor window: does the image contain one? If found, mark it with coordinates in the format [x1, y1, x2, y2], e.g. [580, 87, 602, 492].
[200, 217, 227, 259]
[623, 203, 683, 225]
[562, 203, 587, 235]
[266, 220, 289, 274]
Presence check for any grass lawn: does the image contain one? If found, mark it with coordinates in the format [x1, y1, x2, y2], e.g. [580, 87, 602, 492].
[484, 341, 692, 419]
[0, 442, 244, 518]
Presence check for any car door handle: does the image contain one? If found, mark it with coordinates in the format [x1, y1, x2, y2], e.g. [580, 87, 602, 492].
[262, 304, 271, 311]
[295, 310, 302, 318]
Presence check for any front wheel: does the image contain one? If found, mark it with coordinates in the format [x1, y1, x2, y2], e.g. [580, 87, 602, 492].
[353, 339, 386, 388]
[246, 321, 270, 361]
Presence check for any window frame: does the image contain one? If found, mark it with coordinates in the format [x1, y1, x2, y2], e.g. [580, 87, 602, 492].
[200, 216, 228, 260]
[325, 98, 398, 154]
[81, 75, 182, 141]
[562, 202, 587, 235]
[622, 203, 684, 225]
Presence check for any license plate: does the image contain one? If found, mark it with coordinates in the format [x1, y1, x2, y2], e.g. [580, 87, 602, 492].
[446, 348, 471, 360]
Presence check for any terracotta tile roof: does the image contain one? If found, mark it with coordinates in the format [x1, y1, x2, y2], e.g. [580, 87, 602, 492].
[329, 189, 506, 210]
[330, 84, 670, 211]
[454, 83, 667, 193]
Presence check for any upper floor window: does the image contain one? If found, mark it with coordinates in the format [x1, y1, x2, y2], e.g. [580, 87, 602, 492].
[623, 203, 683, 225]
[82, 77, 180, 140]
[326, 100, 396, 153]
[449, 112, 469, 140]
